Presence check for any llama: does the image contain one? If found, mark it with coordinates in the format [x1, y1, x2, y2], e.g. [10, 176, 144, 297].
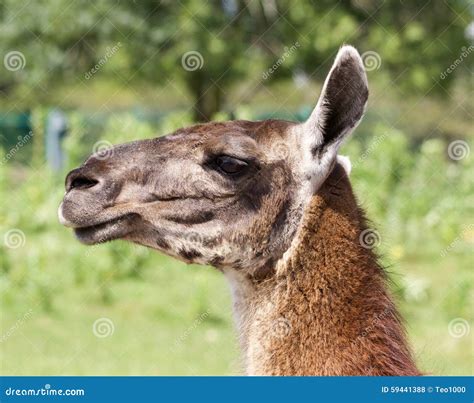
[59, 46, 420, 375]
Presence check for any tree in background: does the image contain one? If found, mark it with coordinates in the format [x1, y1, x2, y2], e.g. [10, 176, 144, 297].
[0, 0, 470, 121]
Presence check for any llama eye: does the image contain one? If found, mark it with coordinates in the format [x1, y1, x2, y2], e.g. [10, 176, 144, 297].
[215, 156, 248, 175]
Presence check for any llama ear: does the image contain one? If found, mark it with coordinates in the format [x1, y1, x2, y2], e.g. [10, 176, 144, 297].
[301, 46, 368, 185]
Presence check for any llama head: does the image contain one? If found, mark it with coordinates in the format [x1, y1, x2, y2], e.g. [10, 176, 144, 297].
[59, 45, 368, 276]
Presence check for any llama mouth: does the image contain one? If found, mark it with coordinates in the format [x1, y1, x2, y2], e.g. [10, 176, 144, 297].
[73, 213, 139, 245]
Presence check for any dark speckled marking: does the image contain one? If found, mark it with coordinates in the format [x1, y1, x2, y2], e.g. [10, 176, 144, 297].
[179, 249, 202, 260]
[156, 237, 170, 250]
[210, 255, 224, 267]
[165, 210, 214, 225]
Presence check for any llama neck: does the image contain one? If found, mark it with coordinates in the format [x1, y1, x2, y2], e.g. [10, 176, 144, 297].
[225, 164, 419, 375]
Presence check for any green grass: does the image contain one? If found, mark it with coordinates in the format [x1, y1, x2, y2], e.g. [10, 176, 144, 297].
[396, 254, 472, 375]
[1, 247, 239, 375]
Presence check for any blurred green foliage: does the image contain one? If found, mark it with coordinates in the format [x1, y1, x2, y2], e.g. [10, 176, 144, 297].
[1, 110, 472, 374]
[0, 0, 471, 119]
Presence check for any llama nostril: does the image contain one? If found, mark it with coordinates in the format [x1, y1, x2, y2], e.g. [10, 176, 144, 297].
[70, 176, 99, 190]
[66, 169, 100, 192]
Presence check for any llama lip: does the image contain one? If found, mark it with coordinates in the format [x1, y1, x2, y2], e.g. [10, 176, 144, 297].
[59, 198, 138, 229]
[73, 213, 139, 245]
[58, 202, 78, 228]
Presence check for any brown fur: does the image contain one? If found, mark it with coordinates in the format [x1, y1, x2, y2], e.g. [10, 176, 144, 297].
[234, 164, 420, 375]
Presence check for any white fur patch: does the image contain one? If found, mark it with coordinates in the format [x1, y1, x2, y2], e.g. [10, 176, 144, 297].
[337, 155, 352, 176]
[57, 202, 74, 227]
